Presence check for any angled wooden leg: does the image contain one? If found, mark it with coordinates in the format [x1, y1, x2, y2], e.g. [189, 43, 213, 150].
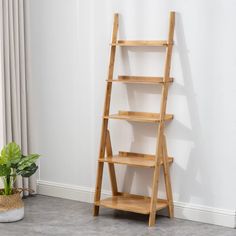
[149, 164, 161, 226]
[149, 11, 175, 225]
[94, 161, 104, 216]
[162, 135, 174, 217]
[93, 14, 119, 217]
[93, 120, 109, 216]
[106, 130, 118, 195]
[149, 133, 163, 226]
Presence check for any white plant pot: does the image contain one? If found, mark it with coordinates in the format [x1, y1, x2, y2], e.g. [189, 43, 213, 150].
[0, 190, 24, 222]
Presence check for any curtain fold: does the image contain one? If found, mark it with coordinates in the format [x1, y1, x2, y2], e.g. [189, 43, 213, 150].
[0, 0, 35, 196]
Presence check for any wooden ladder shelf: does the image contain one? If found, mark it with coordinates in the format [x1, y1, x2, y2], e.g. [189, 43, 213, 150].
[94, 12, 175, 226]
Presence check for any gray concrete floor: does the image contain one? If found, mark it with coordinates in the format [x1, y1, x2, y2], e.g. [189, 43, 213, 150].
[0, 195, 235, 236]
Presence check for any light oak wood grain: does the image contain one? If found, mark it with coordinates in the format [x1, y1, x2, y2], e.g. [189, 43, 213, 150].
[104, 111, 173, 123]
[93, 13, 119, 216]
[111, 40, 169, 46]
[99, 150, 173, 168]
[149, 11, 175, 226]
[95, 194, 168, 214]
[107, 75, 173, 84]
[94, 12, 175, 227]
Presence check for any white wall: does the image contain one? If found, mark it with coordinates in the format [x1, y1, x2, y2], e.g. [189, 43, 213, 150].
[29, 0, 236, 227]
[29, 0, 94, 188]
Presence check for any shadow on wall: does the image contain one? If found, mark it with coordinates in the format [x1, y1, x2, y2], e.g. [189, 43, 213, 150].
[116, 13, 214, 207]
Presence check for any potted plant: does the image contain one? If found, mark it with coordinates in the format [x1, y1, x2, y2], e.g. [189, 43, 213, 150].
[0, 142, 40, 222]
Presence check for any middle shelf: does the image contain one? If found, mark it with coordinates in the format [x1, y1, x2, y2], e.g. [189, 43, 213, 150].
[104, 110, 174, 123]
[98, 151, 174, 168]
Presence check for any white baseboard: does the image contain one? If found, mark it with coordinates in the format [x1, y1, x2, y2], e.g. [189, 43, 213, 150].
[37, 180, 236, 228]
[37, 180, 110, 203]
[174, 201, 235, 228]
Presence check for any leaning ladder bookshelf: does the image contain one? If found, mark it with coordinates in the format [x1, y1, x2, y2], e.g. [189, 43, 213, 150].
[94, 12, 175, 227]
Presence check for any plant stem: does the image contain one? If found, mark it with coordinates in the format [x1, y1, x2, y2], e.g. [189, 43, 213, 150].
[3, 175, 12, 195]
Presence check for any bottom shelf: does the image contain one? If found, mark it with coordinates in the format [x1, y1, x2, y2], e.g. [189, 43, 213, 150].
[95, 193, 168, 214]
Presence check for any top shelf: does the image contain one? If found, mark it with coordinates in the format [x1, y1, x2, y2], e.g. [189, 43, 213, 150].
[111, 40, 172, 47]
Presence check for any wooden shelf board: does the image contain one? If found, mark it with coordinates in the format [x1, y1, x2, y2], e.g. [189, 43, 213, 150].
[95, 194, 168, 214]
[104, 111, 174, 123]
[99, 151, 173, 168]
[107, 76, 173, 84]
[111, 40, 170, 47]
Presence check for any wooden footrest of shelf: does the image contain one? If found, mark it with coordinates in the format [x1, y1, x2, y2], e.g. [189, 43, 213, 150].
[95, 193, 168, 214]
[104, 111, 174, 123]
[99, 151, 173, 168]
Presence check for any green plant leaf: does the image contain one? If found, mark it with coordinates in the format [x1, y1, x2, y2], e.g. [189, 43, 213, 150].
[1, 142, 22, 166]
[16, 163, 38, 177]
[0, 155, 7, 165]
[17, 154, 40, 171]
[0, 143, 40, 179]
[0, 165, 11, 176]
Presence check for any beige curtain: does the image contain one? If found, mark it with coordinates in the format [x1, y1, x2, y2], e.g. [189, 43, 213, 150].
[0, 0, 36, 196]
